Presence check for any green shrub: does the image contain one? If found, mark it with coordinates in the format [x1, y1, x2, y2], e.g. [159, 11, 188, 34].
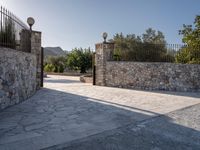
[44, 64, 56, 72]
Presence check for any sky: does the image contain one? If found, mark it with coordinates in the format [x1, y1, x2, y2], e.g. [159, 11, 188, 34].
[0, 0, 200, 51]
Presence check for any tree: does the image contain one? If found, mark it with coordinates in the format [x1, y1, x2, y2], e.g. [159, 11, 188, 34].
[112, 28, 171, 62]
[142, 28, 166, 44]
[176, 15, 200, 64]
[112, 33, 142, 61]
[141, 28, 168, 62]
[175, 47, 191, 64]
[44, 56, 66, 73]
[67, 48, 92, 73]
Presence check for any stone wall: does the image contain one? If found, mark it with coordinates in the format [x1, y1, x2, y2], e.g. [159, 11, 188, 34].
[105, 62, 200, 92]
[0, 48, 37, 110]
[94, 42, 200, 92]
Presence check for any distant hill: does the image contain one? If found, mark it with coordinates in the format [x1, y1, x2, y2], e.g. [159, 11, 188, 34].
[44, 47, 67, 57]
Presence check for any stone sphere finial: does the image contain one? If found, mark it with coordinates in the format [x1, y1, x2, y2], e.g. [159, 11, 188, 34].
[102, 32, 108, 43]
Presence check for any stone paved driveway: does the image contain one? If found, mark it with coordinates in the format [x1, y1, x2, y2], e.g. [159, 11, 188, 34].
[47, 103, 200, 150]
[0, 75, 200, 150]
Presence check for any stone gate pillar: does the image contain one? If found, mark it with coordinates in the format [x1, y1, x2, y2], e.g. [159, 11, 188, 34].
[19, 29, 31, 52]
[95, 42, 114, 86]
[31, 31, 42, 90]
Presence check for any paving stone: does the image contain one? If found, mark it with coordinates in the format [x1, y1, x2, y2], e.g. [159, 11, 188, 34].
[0, 75, 199, 150]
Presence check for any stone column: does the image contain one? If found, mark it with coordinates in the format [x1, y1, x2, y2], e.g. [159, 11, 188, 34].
[19, 29, 31, 52]
[95, 42, 114, 86]
[31, 31, 42, 90]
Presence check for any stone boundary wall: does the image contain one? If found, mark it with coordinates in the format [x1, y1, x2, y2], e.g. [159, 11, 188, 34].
[0, 48, 37, 110]
[105, 61, 200, 92]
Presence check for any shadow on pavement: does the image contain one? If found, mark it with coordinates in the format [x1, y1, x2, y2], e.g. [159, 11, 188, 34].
[40, 88, 200, 150]
[45, 114, 200, 150]
[0, 86, 199, 150]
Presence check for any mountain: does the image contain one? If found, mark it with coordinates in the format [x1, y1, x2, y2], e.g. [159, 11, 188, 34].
[43, 47, 66, 57]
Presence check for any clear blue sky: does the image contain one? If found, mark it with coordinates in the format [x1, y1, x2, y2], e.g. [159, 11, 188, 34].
[1, 0, 200, 50]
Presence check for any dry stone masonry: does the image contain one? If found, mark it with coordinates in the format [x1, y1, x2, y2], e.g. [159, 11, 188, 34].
[95, 43, 114, 86]
[0, 48, 37, 110]
[106, 62, 200, 92]
[0, 30, 42, 111]
[95, 42, 200, 92]
[31, 31, 42, 89]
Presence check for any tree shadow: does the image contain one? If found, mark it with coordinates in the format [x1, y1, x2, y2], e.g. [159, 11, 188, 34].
[0, 88, 200, 150]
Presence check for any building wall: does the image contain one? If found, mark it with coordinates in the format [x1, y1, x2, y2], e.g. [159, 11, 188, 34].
[0, 48, 37, 110]
[105, 61, 200, 92]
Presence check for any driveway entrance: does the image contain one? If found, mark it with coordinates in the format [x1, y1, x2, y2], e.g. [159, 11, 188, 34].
[0, 75, 200, 149]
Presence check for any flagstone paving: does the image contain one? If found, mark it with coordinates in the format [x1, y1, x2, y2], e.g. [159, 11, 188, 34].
[0, 75, 200, 150]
